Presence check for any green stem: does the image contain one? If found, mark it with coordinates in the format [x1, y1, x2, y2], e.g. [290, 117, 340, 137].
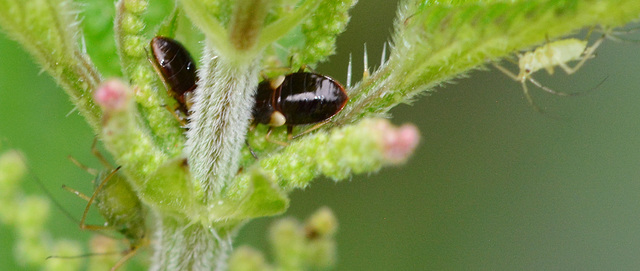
[257, 0, 323, 48]
[180, 0, 233, 56]
[151, 215, 238, 271]
[229, 0, 270, 51]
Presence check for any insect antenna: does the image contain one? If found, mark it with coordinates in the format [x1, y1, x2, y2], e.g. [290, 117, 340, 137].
[527, 72, 608, 97]
[519, 80, 545, 113]
[46, 251, 120, 260]
[14, 151, 81, 225]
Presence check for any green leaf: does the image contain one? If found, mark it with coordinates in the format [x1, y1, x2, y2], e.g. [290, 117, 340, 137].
[141, 157, 197, 217]
[338, 0, 640, 124]
[79, 0, 120, 77]
[293, 0, 357, 67]
[0, 0, 103, 130]
[212, 169, 289, 221]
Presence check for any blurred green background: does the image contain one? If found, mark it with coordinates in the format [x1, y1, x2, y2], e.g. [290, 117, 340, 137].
[3, 0, 640, 270]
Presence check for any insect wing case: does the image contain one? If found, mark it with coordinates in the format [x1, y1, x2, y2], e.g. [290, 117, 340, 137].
[150, 36, 198, 107]
[278, 72, 348, 125]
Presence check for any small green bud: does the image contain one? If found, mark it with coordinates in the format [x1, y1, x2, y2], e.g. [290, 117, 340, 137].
[133, 65, 154, 83]
[95, 79, 168, 180]
[304, 206, 338, 238]
[88, 235, 122, 271]
[256, 118, 420, 190]
[16, 196, 50, 238]
[303, 207, 338, 269]
[0, 150, 26, 223]
[0, 150, 27, 189]
[123, 36, 146, 58]
[305, 238, 336, 269]
[123, 0, 149, 15]
[294, 0, 357, 66]
[15, 236, 49, 267]
[270, 218, 306, 269]
[121, 13, 145, 34]
[228, 246, 272, 271]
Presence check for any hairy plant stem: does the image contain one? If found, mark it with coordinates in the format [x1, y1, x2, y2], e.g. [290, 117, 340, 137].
[150, 214, 239, 271]
[185, 45, 261, 200]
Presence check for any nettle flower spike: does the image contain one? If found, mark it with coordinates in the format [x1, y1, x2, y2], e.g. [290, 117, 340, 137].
[0, 151, 83, 271]
[1, 0, 640, 270]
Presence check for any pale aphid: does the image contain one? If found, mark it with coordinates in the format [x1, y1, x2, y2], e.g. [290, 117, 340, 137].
[519, 38, 588, 76]
[493, 35, 605, 111]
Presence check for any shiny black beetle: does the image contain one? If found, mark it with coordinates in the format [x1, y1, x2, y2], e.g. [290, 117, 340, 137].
[252, 72, 348, 140]
[149, 36, 348, 140]
[149, 36, 197, 116]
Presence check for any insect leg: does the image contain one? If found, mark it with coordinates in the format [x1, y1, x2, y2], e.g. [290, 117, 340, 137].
[292, 119, 331, 140]
[91, 138, 113, 169]
[61, 185, 91, 201]
[163, 105, 188, 126]
[245, 140, 258, 160]
[78, 167, 122, 232]
[492, 62, 519, 81]
[68, 155, 98, 176]
[265, 127, 288, 146]
[110, 244, 143, 271]
[286, 126, 294, 140]
[520, 81, 545, 113]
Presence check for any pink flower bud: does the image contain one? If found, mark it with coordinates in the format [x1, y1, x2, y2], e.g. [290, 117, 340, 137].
[379, 121, 420, 164]
[93, 79, 131, 111]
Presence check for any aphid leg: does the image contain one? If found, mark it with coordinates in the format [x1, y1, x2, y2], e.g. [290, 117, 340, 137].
[78, 167, 122, 232]
[91, 138, 113, 169]
[163, 105, 188, 126]
[110, 244, 143, 271]
[68, 155, 98, 176]
[286, 126, 294, 140]
[492, 62, 520, 81]
[493, 61, 549, 110]
[292, 119, 332, 140]
[265, 127, 288, 146]
[61, 185, 91, 201]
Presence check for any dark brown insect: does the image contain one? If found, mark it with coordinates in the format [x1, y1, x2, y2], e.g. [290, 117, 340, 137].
[252, 72, 348, 142]
[149, 36, 197, 116]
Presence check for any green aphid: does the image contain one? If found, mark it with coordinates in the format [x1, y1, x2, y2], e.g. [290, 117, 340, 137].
[63, 141, 147, 271]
